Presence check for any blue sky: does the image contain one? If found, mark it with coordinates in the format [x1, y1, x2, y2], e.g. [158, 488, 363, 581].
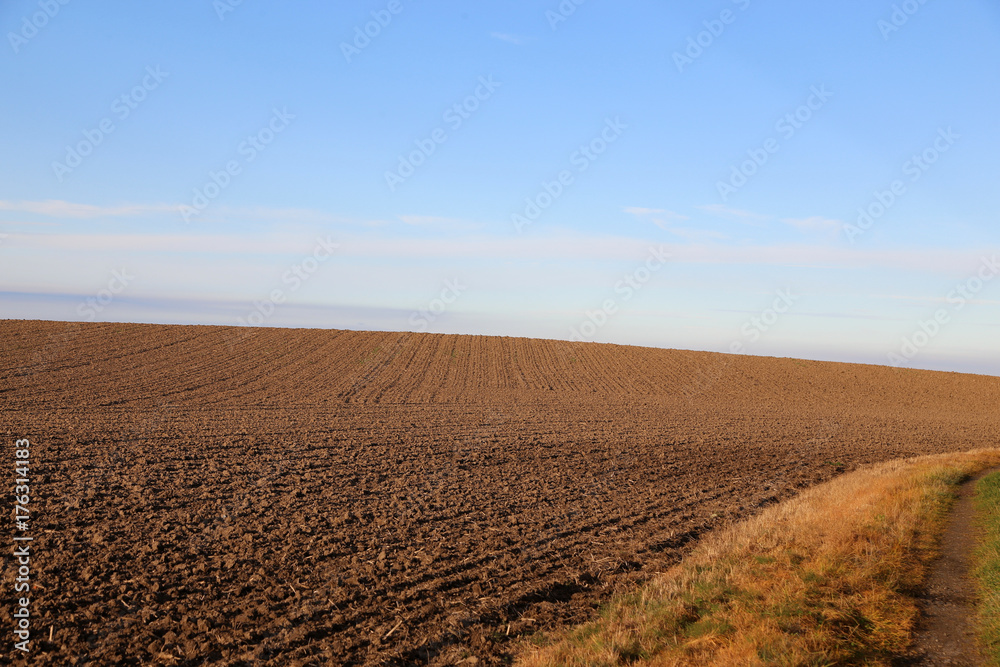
[2, 0, 999, 375]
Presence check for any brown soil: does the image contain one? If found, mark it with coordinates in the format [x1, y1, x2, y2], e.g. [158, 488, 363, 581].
[2, 320, 999, 666]
[903, 470, 994, 666]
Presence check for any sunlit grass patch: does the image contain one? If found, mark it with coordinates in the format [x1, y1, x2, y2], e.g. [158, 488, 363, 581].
[518, 449, 1000, 667]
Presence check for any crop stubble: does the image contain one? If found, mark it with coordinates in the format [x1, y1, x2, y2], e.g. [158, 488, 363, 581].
[2, 321, 999, 665]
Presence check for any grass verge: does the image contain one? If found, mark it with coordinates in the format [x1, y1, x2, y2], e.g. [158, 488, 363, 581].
[974, 471, 1000, 665]
[517, 449, 1000, 667]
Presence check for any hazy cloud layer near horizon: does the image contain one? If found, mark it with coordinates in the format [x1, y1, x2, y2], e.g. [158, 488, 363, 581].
[2, 1, 998, 375]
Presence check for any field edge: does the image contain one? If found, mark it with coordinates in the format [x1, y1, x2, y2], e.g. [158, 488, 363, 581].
[517, 448, 1000, 667]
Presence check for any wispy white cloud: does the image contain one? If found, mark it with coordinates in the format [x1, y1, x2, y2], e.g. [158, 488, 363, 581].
[624, 206, 691, 232]
[697, 204, 771, 223]
[207, 206, 387, 228]
[624, 206, 688, 220]
[625, 206, 728, 240]
[396, 215, 483, 231]
[0, 199, 175, 219]
[0, 220, 60, 228]
[490, 32, 525, 45]
[6, 228, 986, 277]
[780, 216, 844, 233]
[2, 231, 334, 255]
[872, 293, 1000, 306]
[0, 198, 388, 228]
[665, 227, 730, 242]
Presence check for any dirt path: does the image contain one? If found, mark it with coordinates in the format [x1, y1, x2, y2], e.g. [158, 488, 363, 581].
[906, 470, 995, 666]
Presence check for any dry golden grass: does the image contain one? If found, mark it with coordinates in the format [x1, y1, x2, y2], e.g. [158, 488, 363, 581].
[518, 449, 1000, 667]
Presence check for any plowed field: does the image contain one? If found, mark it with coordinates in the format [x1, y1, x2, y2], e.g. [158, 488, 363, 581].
[2, 320, 999, 665]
